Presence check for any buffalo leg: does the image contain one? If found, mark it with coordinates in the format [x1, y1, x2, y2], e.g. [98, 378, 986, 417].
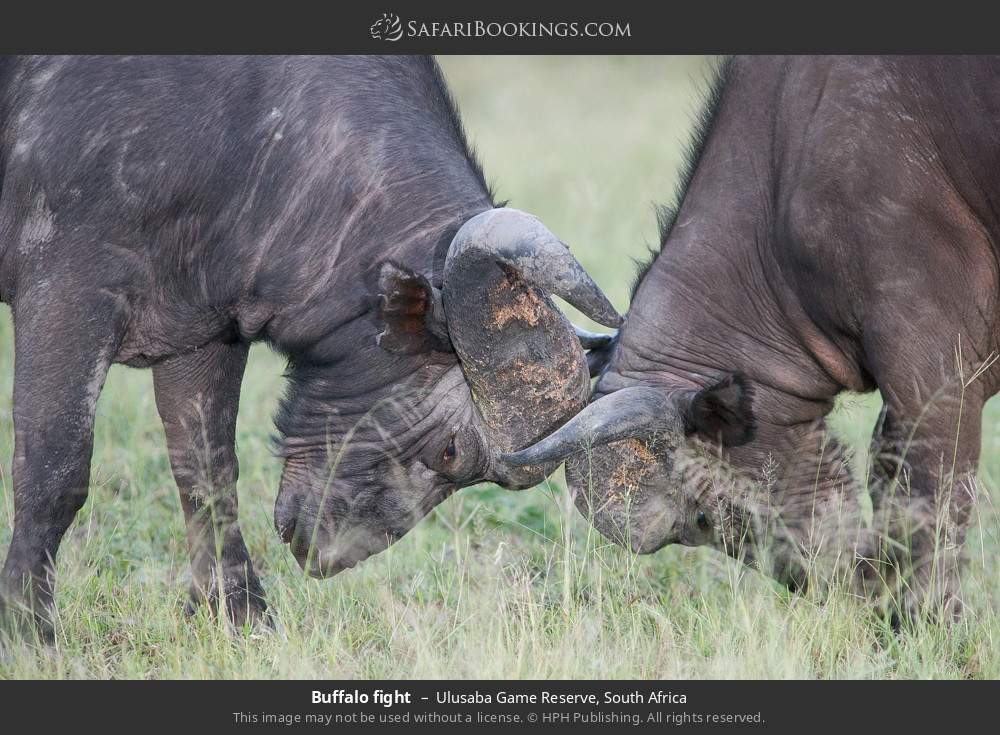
[1, 293, 124, 642]
[152, 341, 268, 628]
[866, 359, 985, 624]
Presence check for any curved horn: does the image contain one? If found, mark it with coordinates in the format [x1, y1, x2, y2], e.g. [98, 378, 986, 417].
[445, 208, 621, 328]
[501, 387, 682, 466]
[441, 207, 619, 488]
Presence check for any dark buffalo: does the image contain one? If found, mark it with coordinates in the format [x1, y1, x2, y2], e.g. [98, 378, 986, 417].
[0, 55, 619, 638]
[507, 56, 1000, 623]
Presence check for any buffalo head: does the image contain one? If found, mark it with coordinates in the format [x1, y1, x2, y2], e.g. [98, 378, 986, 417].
[503, 368, 870, 591]
[502, 374, 762, 556]
[273, 208, 620, 577]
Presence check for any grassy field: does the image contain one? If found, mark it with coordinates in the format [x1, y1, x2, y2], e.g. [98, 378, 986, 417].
[2, 56, 999, 679]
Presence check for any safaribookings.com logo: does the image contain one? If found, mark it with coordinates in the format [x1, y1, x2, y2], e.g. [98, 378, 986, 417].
[370, 13, 631, 41]
[370, 13, 404, 41]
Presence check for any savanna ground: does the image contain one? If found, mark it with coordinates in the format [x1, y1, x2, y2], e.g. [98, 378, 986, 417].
[1, 56, 999, 679]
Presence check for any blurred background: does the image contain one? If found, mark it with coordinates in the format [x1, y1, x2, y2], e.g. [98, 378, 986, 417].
[1, 56, 998, 678]
[440, 55, 717, 322]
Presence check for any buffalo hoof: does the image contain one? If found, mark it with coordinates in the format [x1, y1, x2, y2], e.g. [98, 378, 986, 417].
[0, 591, 55, 646]
[184, 574, 272, 632]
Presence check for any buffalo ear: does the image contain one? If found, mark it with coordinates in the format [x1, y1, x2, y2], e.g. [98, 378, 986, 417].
[375, 262, 453, 354]
[682, 373, 754, 447]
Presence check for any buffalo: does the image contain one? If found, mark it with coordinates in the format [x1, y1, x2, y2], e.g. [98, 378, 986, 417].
[0, 55, 619, 639]
[507, 56, 1000, 624]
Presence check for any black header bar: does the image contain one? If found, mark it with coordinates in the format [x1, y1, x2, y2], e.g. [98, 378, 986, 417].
[1, 2, 998, 54]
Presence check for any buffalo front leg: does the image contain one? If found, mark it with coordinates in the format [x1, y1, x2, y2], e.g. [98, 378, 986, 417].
[866, 363, 985, 625]
[1, 292, 123, 642]
[152, 341, 268, 629]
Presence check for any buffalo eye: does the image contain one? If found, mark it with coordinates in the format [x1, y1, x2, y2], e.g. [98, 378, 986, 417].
[696, 511, 710, 531]
[443, 435, 457, 463]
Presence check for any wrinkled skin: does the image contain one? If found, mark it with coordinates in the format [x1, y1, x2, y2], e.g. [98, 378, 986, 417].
[0, 55, 616, 638]
[511, 56, 1000, 623]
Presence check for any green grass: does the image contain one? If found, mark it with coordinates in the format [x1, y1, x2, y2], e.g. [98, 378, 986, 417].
[2, 56, 999, 679]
